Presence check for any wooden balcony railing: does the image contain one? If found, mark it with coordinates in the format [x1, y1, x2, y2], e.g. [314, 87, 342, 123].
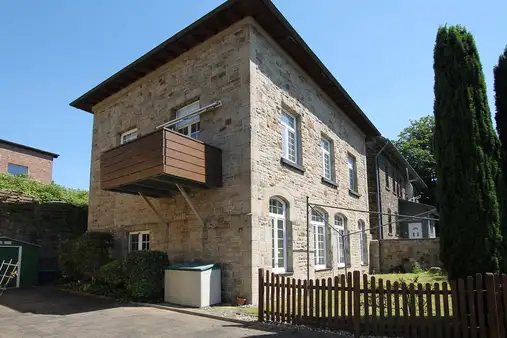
[100, 129, 222, 197]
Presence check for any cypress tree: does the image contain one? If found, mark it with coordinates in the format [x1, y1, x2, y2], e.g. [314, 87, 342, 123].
[494, 47, 507, 148]
[494, 46, 507, 272]
[433, 26, 502, 280]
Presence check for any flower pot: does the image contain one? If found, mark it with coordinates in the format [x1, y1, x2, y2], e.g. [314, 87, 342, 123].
[237, 297, 247, 306]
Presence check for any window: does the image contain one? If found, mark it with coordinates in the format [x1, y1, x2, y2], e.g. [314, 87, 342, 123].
[347, 154, 358, 192]
[7, 163, 28, 176]
[129, 231, 150, 251]
[385, 165, 389, 189]
[387, 209, 393, 234]
[395, 212, 400, 235]
[120, 128, 138, 144]
[281, 111, 298, 163]
[270, 198, 288, 273]
[321, 138, 332, 180]
[175, 101, 201, 139]
[358, 220, 368, 265]
[429, 221, 436, 238]
[335, 214, 347, 267]
[311, 209, 327, 269]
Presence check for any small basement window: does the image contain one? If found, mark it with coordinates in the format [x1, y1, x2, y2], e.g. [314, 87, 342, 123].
[129, 231, 150, 251]
[120, 128, 138, 144]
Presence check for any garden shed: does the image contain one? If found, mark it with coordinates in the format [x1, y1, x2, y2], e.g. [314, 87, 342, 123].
[0, 236, 40, 288]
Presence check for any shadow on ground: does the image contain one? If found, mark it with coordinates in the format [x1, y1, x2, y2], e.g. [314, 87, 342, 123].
[0, 286, 131, 315]
[221, 323, 349, 338]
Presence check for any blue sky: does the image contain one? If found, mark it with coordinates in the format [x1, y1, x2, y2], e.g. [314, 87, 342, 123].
[1, 0, 506, 190]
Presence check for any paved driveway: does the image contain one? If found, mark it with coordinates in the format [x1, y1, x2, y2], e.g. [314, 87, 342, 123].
[0, 287, 345, 338]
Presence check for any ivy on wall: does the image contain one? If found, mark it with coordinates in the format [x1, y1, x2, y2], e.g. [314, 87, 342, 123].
[0, 173, 88, 206]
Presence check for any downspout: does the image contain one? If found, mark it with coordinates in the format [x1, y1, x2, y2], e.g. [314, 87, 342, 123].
[375, 139, 389, 240]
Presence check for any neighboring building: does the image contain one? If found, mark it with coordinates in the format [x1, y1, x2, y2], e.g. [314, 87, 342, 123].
[0, 139, 59, 184]
[70, 0, 381, 303]
[366, 136, 436, 240]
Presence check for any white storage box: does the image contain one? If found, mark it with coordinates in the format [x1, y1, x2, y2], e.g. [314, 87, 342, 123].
[164, 263, 221, 307]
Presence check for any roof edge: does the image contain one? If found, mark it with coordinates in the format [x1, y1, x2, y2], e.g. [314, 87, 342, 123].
[0, 139, 59, 158]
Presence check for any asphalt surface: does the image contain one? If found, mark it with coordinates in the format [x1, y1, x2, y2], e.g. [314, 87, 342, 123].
[0, 287, 347, 338]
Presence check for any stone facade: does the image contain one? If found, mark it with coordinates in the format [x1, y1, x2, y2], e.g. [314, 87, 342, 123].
[249, 23, 370, 302]
[0, 141, 56, 184]
[87, 19, 372, 304]
[373, 238, 441, 273]
[366, 143, 407, 240]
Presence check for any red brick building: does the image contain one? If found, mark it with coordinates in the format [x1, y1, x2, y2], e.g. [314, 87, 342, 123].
[0, 139, 59, 184]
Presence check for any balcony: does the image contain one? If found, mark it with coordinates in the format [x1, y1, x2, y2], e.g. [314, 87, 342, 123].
[100, 129, 222, 197]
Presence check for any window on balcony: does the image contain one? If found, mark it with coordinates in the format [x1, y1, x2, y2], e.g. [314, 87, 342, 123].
[175, 101, 201, 139]
[120, 128, 138, 144]
[129, 231, 150, 251]
[8, 163, 28, 176]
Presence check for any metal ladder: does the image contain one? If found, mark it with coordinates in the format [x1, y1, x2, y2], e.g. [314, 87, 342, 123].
[0, 259, 19, 297]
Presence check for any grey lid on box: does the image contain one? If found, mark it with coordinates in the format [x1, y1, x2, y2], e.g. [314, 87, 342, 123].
[166, 263, 219, 271]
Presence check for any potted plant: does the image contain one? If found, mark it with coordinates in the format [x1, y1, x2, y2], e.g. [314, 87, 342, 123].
[237, 296, 247, 306]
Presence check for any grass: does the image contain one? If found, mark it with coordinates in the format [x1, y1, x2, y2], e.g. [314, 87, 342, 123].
[373, 271, 447, 285]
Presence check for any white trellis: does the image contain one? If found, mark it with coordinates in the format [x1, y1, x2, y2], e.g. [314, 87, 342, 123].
[0, 259, 19, 297]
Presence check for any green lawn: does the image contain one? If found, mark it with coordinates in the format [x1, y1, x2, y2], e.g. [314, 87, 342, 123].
[373, 271, 447, 285]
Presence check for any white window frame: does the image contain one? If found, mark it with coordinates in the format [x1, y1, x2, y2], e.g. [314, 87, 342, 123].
[175, 101, 201, 139]
[335, 214, 346, 268]
[348, 154, 358, 191]
[120, 128, 138, 144]
[280, 111, 298, 164]
[358, 220, 367, 265]
[269, 198, 288, 273]
[321, 138, 332, 180]
[7, 163, 28, 176]
[128, 231, 150, 252]
[312, 209, 327, 270]
[429, 222, 436, 238]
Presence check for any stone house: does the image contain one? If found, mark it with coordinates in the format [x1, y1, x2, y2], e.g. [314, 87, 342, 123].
[0, 139, 59, 184]
[70, 0, 382, 303]
[366, 136, 436, 240]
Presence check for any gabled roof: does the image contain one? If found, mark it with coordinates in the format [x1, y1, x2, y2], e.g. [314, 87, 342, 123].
[0, 139, 59, 159]
[70, 0, 380, 137]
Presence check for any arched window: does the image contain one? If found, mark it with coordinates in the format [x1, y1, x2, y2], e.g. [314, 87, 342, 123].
[335, 214, 347, 267]
[358, 220, 368, 265]
[311, 208, 328, 269]
[394, 211, 400, 235]
[387, 209, 393, 234]
[270, 198, 287, 273]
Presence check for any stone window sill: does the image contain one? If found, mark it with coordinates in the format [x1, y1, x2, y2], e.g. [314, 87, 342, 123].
[349, 189, 361, 198]
[272, 271, 294, 277]
[315, 267, 332, 272]
[321, 177, 338, 188]
[280, 157, 305, 174]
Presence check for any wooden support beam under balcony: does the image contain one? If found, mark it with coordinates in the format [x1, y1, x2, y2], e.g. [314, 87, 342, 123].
[100, 129, 222, 197]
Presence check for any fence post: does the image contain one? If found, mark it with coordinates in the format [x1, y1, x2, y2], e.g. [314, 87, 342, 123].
[485, 273, 500, 338]
[353, 271, 361, 337]
[258, 268, 264, 322]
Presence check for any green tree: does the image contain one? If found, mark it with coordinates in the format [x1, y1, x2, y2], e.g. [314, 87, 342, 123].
[494, 46, 507, 271]
[393, 116, 436, 205]
[495, 46, 507, 148]
[433, 25, 502, 280]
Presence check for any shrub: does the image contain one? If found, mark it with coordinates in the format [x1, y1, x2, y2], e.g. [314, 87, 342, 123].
[124, 251, 169, 302]
[411, 261, 423, 274]
[58, 231, 114, 281]
[98, 259, 124, 287]
[0, 173, 88, 206]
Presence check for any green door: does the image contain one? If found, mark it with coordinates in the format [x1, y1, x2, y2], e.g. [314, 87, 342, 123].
[0, 246, 20, 288]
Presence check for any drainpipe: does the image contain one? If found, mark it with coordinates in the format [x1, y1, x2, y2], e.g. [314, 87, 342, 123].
[374, 139, 389, 240]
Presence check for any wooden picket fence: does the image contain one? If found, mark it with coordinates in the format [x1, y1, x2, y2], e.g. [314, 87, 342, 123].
[258, 269, 507, 338]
